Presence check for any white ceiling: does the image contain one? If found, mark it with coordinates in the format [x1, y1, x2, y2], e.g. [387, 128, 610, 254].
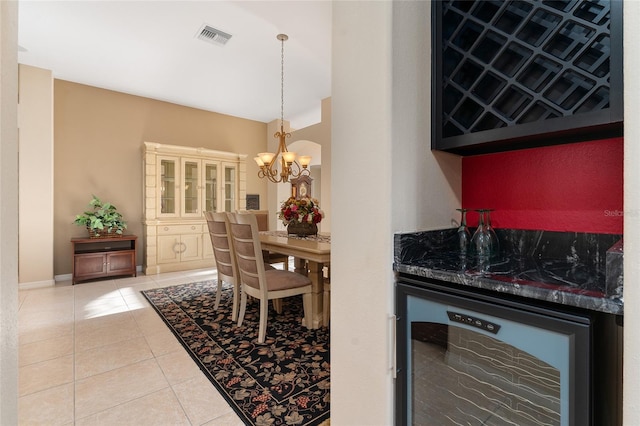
[17, 1, 332, 130]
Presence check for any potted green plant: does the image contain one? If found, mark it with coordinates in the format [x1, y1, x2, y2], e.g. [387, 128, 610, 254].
[73, 195, 127, 238]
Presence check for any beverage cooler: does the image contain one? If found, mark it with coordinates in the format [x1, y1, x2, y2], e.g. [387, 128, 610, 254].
[395, 276, 621, 426]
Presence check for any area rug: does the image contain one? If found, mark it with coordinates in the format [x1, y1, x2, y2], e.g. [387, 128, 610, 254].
[142, 281, 330, 426]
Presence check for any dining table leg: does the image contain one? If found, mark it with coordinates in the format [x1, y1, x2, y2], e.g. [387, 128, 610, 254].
[294, 257, 307, 275]
[307, 260, 325, 328]
[293, 257, 324, 328]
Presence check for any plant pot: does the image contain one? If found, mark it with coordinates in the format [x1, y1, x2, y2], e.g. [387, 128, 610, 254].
[87, 227, 123, 239]
[287, 221, 318, 236]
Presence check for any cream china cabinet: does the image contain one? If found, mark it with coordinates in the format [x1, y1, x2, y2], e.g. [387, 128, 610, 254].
[143, 142, 247, 274]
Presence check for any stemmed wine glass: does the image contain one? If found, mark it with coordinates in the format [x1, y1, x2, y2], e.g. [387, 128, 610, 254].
[456, 208, 471, 257]
[484, 209, 499, 258]
[471, 209, 490, 259]
[471, 209, 499, 260]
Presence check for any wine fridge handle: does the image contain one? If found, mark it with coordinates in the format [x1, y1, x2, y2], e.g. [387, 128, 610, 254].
[390, 314, 397, 379]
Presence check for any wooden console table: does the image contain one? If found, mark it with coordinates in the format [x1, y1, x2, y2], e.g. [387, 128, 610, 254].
[71, 235, 137, 284]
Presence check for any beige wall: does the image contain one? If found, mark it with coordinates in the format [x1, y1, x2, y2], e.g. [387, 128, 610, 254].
[332, 1, 461, 424]
[18, 65, 54, 286]
[0, 1, 19, 422]
[54, 80, 268, 276]
[624, 2, 640, 424]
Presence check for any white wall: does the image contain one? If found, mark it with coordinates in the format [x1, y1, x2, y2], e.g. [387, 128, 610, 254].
[0, 1, 19, 423]
[18, 65, 54, 287]
[623, 2, 640, 424]
[331, 2, 460, 423]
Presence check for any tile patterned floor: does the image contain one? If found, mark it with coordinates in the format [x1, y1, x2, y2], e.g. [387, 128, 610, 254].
[18, 268, 245, 426]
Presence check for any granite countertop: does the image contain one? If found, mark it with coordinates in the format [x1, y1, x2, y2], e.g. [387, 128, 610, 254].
[394, 228, 624, 315]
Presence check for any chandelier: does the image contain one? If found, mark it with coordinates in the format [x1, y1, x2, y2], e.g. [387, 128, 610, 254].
[254, 34, 311, 183]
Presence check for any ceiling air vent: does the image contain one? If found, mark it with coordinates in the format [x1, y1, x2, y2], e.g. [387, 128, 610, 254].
[196, 24, 232, 46]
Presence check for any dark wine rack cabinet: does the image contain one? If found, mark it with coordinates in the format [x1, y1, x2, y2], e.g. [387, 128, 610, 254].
[432, 0, 623, 155]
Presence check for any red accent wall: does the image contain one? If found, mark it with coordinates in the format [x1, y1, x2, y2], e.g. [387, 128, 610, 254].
[461, 138, 623, 234]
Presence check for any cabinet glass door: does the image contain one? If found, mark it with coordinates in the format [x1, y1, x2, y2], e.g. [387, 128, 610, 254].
[183, 160, 200, 215]
[160, 159, 176, 214]
[224, 164, 236, 212]
[204, 162, 218, 212]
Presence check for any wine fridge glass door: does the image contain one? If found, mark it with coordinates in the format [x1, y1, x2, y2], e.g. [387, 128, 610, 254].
[396, 281, 591, 426]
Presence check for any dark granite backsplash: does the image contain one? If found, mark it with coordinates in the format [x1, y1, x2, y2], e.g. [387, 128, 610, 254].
[394, 228, 623, 315]
[606, 239, 624, 300]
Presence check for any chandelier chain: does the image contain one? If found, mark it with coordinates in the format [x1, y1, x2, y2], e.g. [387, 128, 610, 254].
[254, 34, 311, 184]
[280, 36, 285, 125]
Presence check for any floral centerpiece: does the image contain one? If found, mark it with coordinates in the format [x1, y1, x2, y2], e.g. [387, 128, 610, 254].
[278, 197, 324, 235]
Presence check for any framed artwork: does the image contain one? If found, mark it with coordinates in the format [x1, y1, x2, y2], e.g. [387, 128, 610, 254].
[246, 194, 260, 210]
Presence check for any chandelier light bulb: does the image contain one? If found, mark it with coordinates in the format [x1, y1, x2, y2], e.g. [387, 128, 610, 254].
[258, 152, 275, 166]
[282, 151, 297, 164]
[298, 156, 312, 168]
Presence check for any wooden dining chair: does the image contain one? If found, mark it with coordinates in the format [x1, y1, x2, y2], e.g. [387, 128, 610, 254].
[241, 210, 290, 270]
[204, 211, 240, 322]
[228, 212, 312, 343]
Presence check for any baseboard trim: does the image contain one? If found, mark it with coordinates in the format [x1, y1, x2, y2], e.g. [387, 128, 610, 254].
[19, 279, 56, 290]
[53, 267, 142, 284]
[54, 273, 73, 282]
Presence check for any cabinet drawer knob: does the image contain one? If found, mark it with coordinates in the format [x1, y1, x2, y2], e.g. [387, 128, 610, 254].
[164, 227, 169, 231]
[191, 226, 196, 230]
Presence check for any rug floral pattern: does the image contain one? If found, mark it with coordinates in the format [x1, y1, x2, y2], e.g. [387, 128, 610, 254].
[142, 281, 330, 426]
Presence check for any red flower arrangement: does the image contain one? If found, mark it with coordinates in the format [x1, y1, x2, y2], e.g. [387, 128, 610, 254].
[278, 197, 324, 225]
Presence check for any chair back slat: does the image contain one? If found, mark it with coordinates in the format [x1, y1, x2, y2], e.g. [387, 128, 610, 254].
[205, 211, 236, 280]
[252, 210, 269, 232]
[228, 213, 267, 294]
[237, 210, 269, 231]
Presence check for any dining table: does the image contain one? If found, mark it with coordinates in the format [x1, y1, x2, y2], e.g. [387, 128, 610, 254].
[259, 231, 330, 328]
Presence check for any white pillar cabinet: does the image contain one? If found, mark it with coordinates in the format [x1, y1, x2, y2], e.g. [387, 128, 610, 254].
[143, 141, 247, 274]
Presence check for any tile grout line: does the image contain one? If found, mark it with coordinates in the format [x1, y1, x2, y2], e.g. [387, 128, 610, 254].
[140, 274, 197, 422]
[72, 281, 77, 425]
[19, 269, 242, 425]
